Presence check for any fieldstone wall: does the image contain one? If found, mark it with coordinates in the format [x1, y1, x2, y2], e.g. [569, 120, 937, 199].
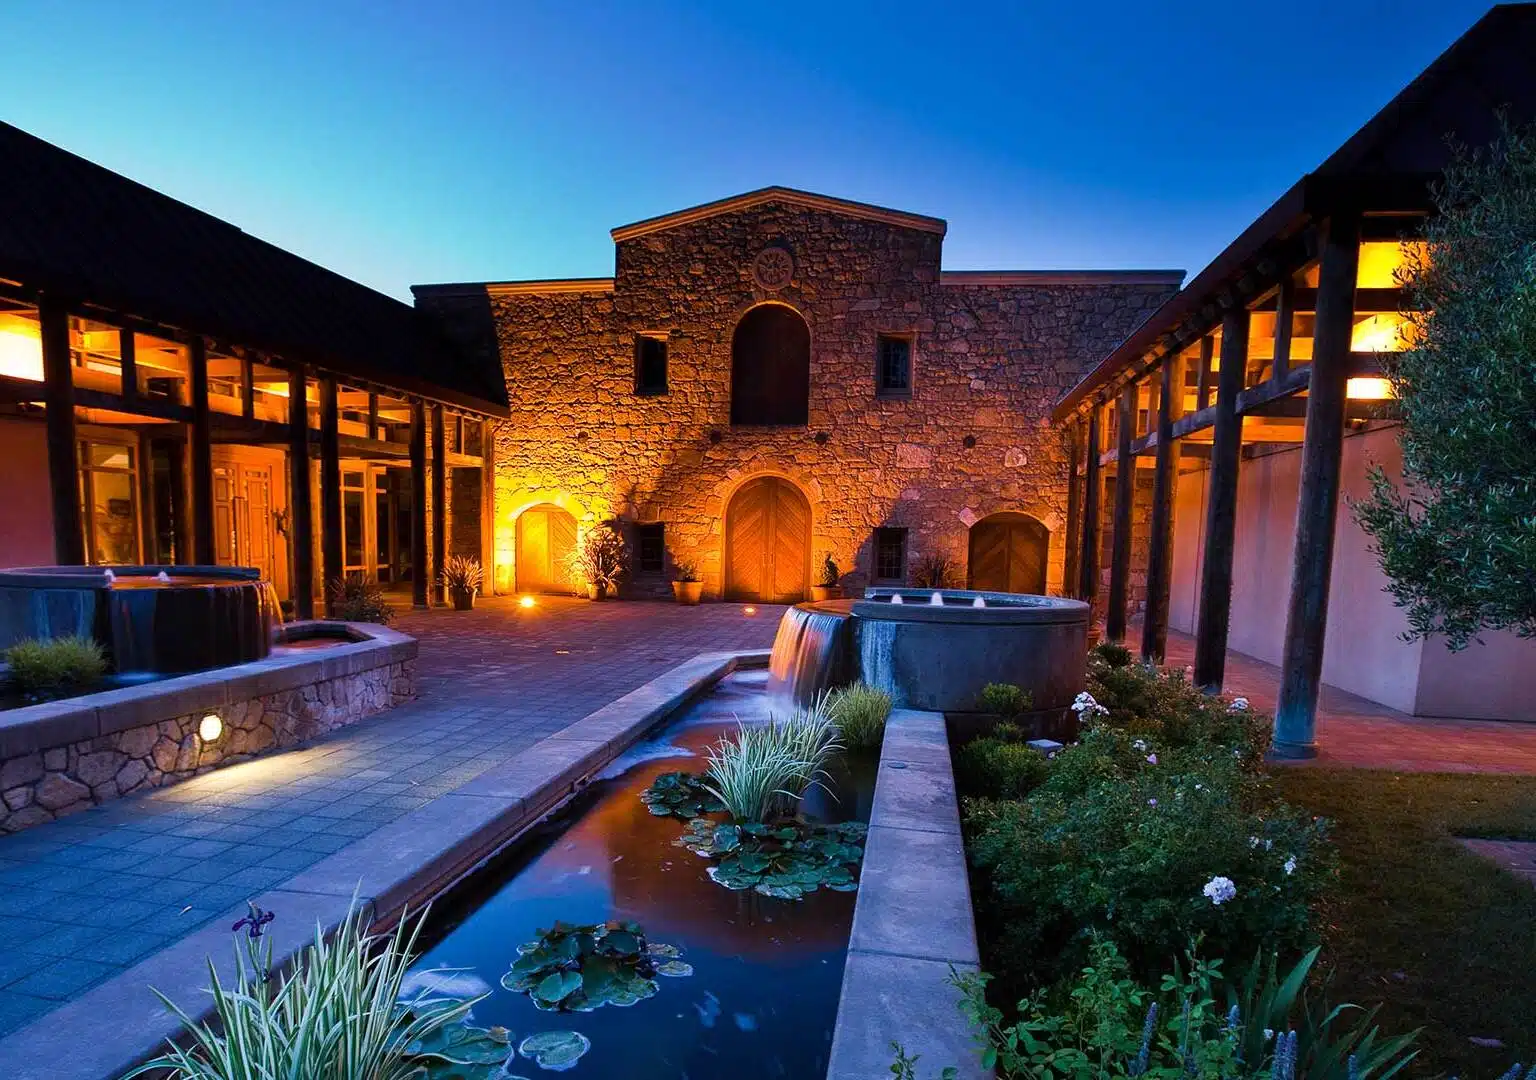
[422, 198, 1177, 598]
[0, 659, 414, 833]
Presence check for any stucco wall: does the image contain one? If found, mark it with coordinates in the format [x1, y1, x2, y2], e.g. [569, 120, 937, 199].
[429, 200, 1174, 599]
[0, 416, 56, 567]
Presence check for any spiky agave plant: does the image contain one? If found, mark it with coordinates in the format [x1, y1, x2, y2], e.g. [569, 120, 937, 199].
[124, 899, 481, 1080]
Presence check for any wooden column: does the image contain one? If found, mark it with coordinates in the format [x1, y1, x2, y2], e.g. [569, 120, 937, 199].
[1274, 216, 1360, 758]
[1105, 385, 1136, 641]
[481, 426, 497, 595]
[1195, 336, 1215, 410]
[431, 405, 447, 605]
[367, 392, 379, 440]
[1063, 421, 1082, 599]
[1077, 404, 1103, 602]
[1193, 308, 1250, 690]
[1272, 278, 1295, 379]
[40, 299, 86, 565]
[169, 437, 191, 566]
[240, 357, 255, 419]
[410, 400, 429, 609]
[319, 376, 342, 613]
[1142, 354, 1182, 664]
[188, 337, 215, 565]
[119, 329, 138, 404]
[287, 368, 315, 619]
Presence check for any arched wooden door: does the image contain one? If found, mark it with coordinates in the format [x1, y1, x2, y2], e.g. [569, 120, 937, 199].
[725, 477, 810, 603]
[968, 512, 1049, 595]
[516, 503, 578, 593]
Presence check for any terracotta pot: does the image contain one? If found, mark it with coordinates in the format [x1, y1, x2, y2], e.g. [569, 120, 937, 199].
[450, 587, 475, 611]
[586, 582, 609, 601]
[810, 585, 842, 602]
[672, 581, 704, 605]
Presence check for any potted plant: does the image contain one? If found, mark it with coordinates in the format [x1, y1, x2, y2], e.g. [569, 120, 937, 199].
[570, 522, 629, 600]
[671, 559, 704, 605]
[441, 554, 483, 611]
[810, 553, 842, 602]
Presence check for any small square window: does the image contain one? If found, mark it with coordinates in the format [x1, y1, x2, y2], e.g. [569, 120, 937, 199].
[635, 335, 668, 395]
[876, 334, 912, 397]
[874, 527, 908, 582]
[636, 522, 665, 574]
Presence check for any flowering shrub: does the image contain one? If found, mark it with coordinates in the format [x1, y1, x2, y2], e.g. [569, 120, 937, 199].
[964, 726, 1331, 988]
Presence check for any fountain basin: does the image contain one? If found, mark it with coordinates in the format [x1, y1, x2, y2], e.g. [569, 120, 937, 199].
[0, 565, 277, 675]
[769, 588, 1090, 724]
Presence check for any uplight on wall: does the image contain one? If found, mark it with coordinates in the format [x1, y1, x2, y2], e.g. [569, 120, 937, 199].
[0, 320, 43, 382]
[1346, 377, 1395, 401]
[199, 714, 224, 742]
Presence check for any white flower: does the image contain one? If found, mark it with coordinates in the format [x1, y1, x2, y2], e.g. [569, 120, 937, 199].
[1284, 856, 1297, 876]
[1071, 692, 1108, 718]
[1264, 839, 1273, 851]
[1132, 739, 1148, 751]
[1194, 783, 1204, 791]
[1203, 876, 1237, 906]
[1249, 836, 1261, 848]
[1229, 697, 1250, 712]
[1264, 1029, 1275, 1042]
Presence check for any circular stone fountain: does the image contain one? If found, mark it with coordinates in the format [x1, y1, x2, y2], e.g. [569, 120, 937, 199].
[0, 565, 279, 675]
[768, 587, 1089, 726]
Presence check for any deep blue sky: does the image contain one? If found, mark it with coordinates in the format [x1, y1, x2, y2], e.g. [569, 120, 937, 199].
[0, 1, 1493, 300]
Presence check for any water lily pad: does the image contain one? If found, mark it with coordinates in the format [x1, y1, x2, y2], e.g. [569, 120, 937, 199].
[504, 921, 678, 1012]
[684, 818, 867, 900]
[640, 771, 726, 819]
[655, 960, 694, 977]
[534, 970, 582, 1005]
[645, 943, 680, 959]
[519, 1030, 591, 1072]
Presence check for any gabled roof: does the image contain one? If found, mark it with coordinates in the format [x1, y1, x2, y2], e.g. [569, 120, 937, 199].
[0, 122, 508, 415]
[1052, 2, 1536, 421]
[610, 186, 948, 241]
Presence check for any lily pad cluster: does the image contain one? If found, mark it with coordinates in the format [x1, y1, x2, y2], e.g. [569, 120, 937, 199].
[500, 920, 691, 1012]
[675, 819, 867, 900]
[406, 1017, 594, 1076]
[640, 770, 725, 819]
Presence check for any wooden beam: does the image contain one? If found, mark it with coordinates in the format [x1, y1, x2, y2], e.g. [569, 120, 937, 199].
[319, 376, 343, 613]
[188, 337, 215, 565]
[1193, 307, 1249, 691]
[1063, 421, 1082, 599]
[40, 299, 86, 565]
[481, 424, 497, 595]
[1170, 404, 1218, 441]
[240, 356, 255, 419]
[1078, 405, 1103, 602]
[431, 404, 447, 605]
[288, 368, 315, 619]
[1195, 336, 1215, 411]
[1271, 277, 1294, 378]
[119, 329, 138, 404]
[410, 399, 428, 609]
[368, 392, 379, 441]
[1274, 214, 1360, 758]
[1142, 354, 1182, 664]
[1106, 386, 1136, 642]
[1236, 365, 1311, 415]
[1250, 286, 1402, 314]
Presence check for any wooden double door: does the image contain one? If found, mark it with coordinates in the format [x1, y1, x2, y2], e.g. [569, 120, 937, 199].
[212, 453, 281, 590]
[516, 503, 578, 593]
[725, 476, 810, 603]
[968, 512, 1048, 595]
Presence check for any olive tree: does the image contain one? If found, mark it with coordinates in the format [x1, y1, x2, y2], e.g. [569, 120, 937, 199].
[1356, 119, 1536, 648]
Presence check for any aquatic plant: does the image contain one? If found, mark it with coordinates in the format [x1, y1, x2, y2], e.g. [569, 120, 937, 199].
[702, 701, 842, 822]
[125, 899, 481, 1080]
[826, 682, 893, 749]
[518, 1030, 592, 1071]
[500, 920, 688, 1012]
[4, 634, 107, 698]
[640, 770, 726, 818]
[677, 818, 866, 899]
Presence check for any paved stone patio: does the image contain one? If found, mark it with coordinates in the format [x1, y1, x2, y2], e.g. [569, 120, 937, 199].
[0, 596, 781, 1038]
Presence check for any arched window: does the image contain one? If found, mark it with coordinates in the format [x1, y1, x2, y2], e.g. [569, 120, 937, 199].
[730, 304, 810, 426]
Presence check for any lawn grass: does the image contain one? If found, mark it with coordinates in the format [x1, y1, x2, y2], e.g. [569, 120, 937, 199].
[1275, 768, 1536, 1077]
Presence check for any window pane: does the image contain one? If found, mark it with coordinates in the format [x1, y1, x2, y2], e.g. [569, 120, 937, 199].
[875, 527, 907, 581]
[344, 490, 364, 567]
[637, 523, 665, 573]
[0, 310, 43, 382]
[878, 336, 911, 394]
[91, 470, 139, 564]
[636, 336, 668, 394]
[87, 443, 134, 470]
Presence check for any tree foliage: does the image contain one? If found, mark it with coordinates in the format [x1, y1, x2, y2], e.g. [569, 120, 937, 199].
[1356, 119, 1536, 649]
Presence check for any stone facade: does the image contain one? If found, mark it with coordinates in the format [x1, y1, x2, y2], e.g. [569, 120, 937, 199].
[419, 191, 1178, 599]
[0, 657, 414, 833]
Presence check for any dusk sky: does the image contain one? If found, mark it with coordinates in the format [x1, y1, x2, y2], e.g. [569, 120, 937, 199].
[0, 0, 1493, 301]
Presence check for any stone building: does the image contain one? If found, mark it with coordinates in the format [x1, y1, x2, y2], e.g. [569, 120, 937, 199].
[416, 188, 1179, 602]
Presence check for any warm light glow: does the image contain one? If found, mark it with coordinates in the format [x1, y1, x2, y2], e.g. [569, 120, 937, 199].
[0, 323, 43, 382]
[198, 714, 223, 742]
[519, 594, 536, 609]
[1357, 241, 1428, 289]
[1346, 377, 1396, 401]
[1350, 312, 1411, 353]
[743, 606, 757, 616]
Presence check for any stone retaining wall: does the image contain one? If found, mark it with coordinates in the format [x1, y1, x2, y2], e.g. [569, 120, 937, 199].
[0, 623, 416, 833]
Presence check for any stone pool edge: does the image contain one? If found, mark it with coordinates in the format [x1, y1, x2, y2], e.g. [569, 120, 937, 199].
[826, 708, 989, 1080]
[0, 647, 769, 1080]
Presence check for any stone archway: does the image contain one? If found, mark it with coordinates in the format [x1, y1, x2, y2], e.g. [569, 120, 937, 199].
[516, 502, 578, 594]
[724, 476, 811, 602]
[968, 512, 1049, 595]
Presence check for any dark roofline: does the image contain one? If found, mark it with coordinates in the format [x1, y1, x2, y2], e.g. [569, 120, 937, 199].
[609, 186, 949, 241]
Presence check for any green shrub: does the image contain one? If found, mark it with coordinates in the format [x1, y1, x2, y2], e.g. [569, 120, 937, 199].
[965, 726, 1331, 989]
[826, 683, 891, 748]
[4, 635, 108, 697]
[329, 577, 394, 624]
[953, 738, 1050, 800]
[1085, 655, 1271, 766]
[979, 682, 1032, 717]
[1091, 640, 1135, 668]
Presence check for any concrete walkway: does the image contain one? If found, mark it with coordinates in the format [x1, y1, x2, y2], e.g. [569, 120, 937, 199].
[1159, 629, 1536, 773]
[0, 596, 780, 1038]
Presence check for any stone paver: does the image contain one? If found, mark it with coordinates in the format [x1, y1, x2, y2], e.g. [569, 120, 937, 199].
[1159, 628, 1536, 773]
[0, 596, 780, 1037]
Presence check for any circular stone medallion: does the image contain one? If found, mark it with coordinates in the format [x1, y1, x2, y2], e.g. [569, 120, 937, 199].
[751, 246, 794, 291]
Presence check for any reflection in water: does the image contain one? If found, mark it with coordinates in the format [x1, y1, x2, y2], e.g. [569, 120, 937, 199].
[413, 671, 876, 1078]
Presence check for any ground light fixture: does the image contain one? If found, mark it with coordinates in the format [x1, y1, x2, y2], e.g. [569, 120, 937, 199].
[198, 713, 223, 742]
[742, 605, 757, 616]
[520, 595, 537, 609]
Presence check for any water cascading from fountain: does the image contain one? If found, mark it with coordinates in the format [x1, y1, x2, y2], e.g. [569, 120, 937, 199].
[765, 601, 855, 707]
[929, 591, 944, 605]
